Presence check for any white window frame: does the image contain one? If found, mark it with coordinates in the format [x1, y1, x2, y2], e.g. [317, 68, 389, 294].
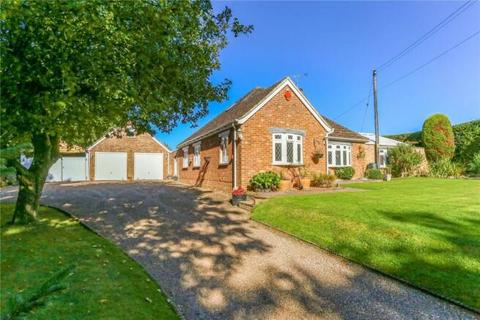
[193, 142, 201, 168]
[272, 133, 303, 165]
[327, 142, 352, 167]
[219, 131, 229, 165]
[182, 147, 189, 168]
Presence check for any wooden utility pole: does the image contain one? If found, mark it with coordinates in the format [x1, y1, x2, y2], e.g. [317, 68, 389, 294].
[372, 69, 380, 168]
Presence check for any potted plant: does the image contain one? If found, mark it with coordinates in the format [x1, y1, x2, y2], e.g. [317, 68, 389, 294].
[299, 167, 311, 190]
[231, 186, 247, 205]
[278, 171, 291, 192]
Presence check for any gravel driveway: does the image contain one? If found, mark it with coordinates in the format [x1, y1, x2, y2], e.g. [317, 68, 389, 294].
[0, 182, 476, 320]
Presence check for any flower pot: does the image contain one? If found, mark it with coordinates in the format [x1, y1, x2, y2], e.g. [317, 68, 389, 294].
[231, 194, 247, 206]
[278, 180, 291, 192]
[300, 178, 311, 190]
[384, 173, 392, 181]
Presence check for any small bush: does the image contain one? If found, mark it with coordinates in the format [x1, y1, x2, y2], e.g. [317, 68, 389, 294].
[311, 173, 336, 187]
[334, 167, 355, 180]
[249, 171, 281, 191]
[429, 159, 462, 178]
[365, 169, 383, 180]
[467, 152, 480, 176]
[388, 144, 423, 177]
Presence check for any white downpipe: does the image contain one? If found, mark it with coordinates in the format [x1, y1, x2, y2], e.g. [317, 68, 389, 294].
[232, 123, 237, 190]
[325, 133, 330, 174]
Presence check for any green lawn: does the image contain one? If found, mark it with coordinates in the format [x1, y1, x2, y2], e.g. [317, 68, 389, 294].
[1, 204, 178, 319]
[252, 178, 480, 309]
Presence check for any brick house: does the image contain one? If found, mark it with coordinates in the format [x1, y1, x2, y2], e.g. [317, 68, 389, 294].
[174, 77, 371, 192]
[37, 131, 172, 182]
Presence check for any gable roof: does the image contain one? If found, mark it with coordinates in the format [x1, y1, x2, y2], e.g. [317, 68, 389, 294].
[178, 85, 277, 147]
[359, 132, 402, 146]
[324, 117, 370, 142]
[178, 77, 335, 147]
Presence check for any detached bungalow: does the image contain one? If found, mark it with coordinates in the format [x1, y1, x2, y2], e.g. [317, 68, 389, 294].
[174, 77, 373, 192]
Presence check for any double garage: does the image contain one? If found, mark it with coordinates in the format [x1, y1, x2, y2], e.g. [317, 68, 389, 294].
[47, 133, 170, 182]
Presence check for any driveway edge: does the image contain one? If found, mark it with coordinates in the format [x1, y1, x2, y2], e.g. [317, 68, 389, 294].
[44, 205, 185, 320]
[251, 218, 480, 315]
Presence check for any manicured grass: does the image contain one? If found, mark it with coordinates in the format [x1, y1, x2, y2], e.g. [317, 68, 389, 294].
[252, 178, 480, 309]
[1, 204, 178, 319]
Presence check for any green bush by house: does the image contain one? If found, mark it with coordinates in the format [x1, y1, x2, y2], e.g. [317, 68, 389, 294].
[467, 152, 480, 176]
[334, 167, 355, 180]
[387, 144, 423, 177]
[311, 173, 336, 187]
[429, 159, 462, 178]
[365, 168, 383, 180]
[249, 171, 281, 191]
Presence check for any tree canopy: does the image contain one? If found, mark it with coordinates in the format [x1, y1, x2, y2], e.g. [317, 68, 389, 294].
[0, 0, 252, 223]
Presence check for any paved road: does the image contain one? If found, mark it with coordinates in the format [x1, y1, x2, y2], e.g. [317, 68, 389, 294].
[1, 182, 477, 320]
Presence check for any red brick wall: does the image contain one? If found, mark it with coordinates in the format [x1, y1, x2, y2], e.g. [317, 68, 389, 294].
[175, 131, 234, 192]
[239, 85, 329, 187]
[89, 133, 170, 180]
[329, 143, 373, 179]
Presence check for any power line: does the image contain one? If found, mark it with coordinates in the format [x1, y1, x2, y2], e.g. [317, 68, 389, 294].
[381, 29, 480, 90]
[333, 92, 370, 120]
[360, 84, 372, 131]
[377, 0, 477, 71]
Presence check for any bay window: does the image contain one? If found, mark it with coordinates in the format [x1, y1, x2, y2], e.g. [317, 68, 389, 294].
[272, 132, 303, 165]
[328, 142, 352, 167]
[193, 143, 201, 168]
[182, 147, 189, 168]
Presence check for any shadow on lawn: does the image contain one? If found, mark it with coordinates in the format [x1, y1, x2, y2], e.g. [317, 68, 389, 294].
[325, 209, 480, 309]
[2, 182, 475, 319]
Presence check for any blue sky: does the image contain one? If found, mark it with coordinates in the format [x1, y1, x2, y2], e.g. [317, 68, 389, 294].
[156, 1, 480, 150]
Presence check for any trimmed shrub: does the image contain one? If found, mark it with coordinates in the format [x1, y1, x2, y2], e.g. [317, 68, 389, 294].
[429, 159, 462, 178]
[422, 114, 455, 162]
[311, 173, 336, 187]
[365, 168, 383, 180]
[249, 171, 281, 191]
[467, 152, 480, 176]
[334, 167, 355, 180]
[453, 120, 480, 164]
[388, 144, 423, 177]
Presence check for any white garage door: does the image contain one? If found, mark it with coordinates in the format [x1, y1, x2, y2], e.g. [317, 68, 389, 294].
[47, 156, 87, 182]
[134, 153, 163, 180]
[48, 158, 63, 182]
[62, 157, 87, 181]
[95, 152, 127, 180]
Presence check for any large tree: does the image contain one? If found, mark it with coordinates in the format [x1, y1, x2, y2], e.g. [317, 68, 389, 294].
[422, 114, 455, 162]
[0, 0, 252, 224]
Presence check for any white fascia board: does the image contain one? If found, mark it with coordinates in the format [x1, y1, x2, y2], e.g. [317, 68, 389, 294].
[236, 77, 333, 133]
[86, 136, 107, 151]
[151, 135, 172, 153]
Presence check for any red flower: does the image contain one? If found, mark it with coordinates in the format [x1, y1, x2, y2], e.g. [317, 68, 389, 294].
[232, 186, 246, 196]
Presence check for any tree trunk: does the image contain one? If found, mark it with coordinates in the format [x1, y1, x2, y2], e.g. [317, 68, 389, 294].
[11, 134, 59, 225]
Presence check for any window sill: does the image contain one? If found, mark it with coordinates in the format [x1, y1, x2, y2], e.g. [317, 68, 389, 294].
[329, 165, 352, 168]
[272, 162, 304, 166]
[219, 162, 229, 166]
